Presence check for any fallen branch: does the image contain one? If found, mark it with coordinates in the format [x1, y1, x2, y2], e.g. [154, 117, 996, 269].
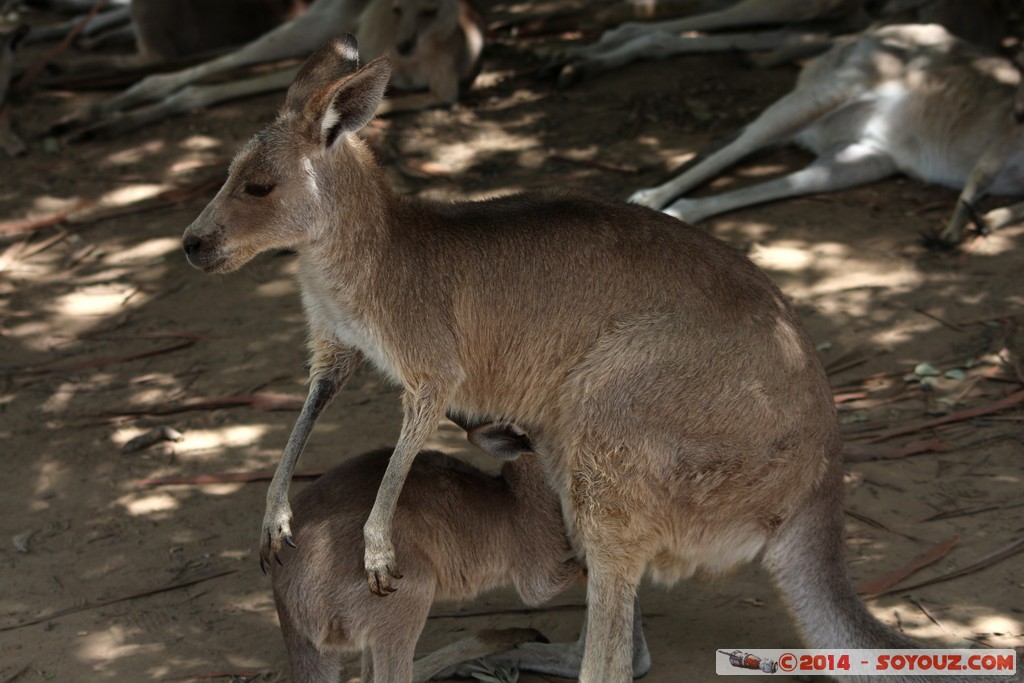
[825, 349, 887, 376]
[0, 568, 236, 632]
[857, 535, 959, 595]
[102, 391, 305, 417]
[870, 536, 1024, 598]
[138, 469, 323, 487]
[842, 438, 954, 462]
[0, 174, 223, 238]
[866, 389, 1024, 443]
[0, 199, 96, 236]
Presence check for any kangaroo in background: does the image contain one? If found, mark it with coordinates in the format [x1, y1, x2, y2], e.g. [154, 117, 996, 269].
[183, 34, 1018, 682]
[628, 23, 1024, 246]
[61, 0, 484, 139]
[274, 423, 651, 683]
[555, 0, 1006, 86]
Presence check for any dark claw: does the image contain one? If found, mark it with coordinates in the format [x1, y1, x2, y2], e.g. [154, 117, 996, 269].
[275, 552, 283, 566]
[960, 198, 985, 234]
[284, 534, 296, 549]
[918, 230, 958, 252]
[259, 557, 268, 575]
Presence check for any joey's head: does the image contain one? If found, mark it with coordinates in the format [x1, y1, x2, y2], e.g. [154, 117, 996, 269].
[182, 34, 391, 274]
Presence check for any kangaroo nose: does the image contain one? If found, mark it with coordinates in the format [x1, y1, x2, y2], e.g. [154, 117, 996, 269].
[183, 234, 203, 258]
[397, 39, 414, 56]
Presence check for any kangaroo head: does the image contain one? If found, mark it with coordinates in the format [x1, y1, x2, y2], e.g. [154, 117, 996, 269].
[390, 0, 460, 57]
[182, 34, 391, 274]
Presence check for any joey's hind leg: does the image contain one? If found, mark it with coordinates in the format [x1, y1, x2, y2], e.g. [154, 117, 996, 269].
[279, 614, 343, 683]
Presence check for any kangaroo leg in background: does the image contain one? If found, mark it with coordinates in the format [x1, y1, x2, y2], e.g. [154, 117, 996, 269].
[627, 82, 860, 210]
[558, 29, 828, 87]
[412, 628, 549, 683]
[578, 0, 852, 55]
[69, 66, 301, 141]
[663, 143, 897, 223]
[259, 347, 362, 571]
[939, 133, 1020, 244]
[83, 0, 355, 118]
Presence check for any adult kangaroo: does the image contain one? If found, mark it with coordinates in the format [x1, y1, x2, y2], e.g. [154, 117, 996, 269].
[182, 34, 1013, 681]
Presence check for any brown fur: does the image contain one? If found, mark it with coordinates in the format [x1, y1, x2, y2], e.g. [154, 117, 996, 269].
[272, 447, 577, 682]
[182, 36, 1019, 682]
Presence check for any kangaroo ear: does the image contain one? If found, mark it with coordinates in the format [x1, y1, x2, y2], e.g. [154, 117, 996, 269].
[318, 57, 391, 147]
[282, 34, 391, 146]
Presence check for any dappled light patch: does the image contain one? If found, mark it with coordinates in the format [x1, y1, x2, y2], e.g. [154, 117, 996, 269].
[77, 625, 163, 672]
[98, 184, 172, 207]
[55, 282, 147, 318]
[110, 424, 270, 460]
[118, 490, 180, 516]
[103, 237, 182, 266]
[105, 140, 166, 166]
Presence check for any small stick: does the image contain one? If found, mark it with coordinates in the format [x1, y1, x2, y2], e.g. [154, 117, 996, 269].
[908, 596, 945, 631]
[866, 389, 1024, 443]
[0, 199, 95, 236]
[0, 568, 237, 632]
[842, 438, 954, 462]
[870, 536, 1024, 598]
[138, 470, 324, 487]
[856, 535, 959, 595]
[918, 501, 1024, 523]
[913, 307, 964, 333]
[844, 508, 919, 542]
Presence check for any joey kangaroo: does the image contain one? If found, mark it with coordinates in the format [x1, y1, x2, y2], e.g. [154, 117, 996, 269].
[272, 424, 650, 683]
[183, 34, 1015, 682]
[628, 23, 1024, 245]
[63, 0, 483, 139]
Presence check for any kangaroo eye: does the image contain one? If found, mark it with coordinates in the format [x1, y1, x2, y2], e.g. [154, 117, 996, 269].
[244, 183, 275, 197]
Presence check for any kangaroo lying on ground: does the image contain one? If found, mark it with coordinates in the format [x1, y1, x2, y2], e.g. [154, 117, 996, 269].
[627, 23, 1024, 245]
[556, 0, 1006, 86]
[62, 0, 484, 139]
[183, 34, 1018, 682]
[272, 424, 649, 682]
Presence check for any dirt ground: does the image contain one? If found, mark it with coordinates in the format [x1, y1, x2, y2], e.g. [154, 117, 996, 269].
[1, 2, 1023, 682]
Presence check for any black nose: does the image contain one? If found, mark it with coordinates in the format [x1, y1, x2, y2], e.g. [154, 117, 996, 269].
[397, 39, 414, 56]
[183, 234, 203, 258]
